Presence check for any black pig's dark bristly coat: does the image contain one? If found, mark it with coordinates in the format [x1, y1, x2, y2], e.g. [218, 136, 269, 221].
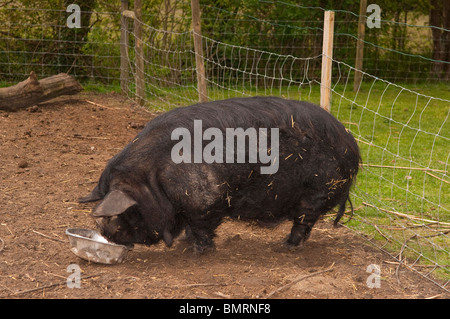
[79, 96, 361, 253]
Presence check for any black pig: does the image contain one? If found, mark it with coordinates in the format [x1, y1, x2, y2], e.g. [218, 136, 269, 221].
[79, 96, 360, 253]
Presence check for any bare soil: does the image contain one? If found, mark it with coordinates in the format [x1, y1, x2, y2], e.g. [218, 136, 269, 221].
[0, 92, 448, 299]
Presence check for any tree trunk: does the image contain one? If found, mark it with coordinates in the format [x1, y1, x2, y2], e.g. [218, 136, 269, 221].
[442, 0, 450, 80]
[429, 0, 449, 78]
[0, 72, 83, 112]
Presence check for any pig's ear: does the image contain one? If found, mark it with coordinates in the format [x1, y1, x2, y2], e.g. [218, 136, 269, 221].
[92, 190, 137, 217]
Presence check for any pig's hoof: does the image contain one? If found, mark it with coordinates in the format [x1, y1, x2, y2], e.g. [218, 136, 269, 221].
[178, 232, 195, 243]
[193, 243, 216, 256]
[284, 237, 305, 251]
[285, 242, 304, 252]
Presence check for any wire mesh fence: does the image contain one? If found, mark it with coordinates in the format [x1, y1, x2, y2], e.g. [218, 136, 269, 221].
[0, 1, 449, 292]
[330, 58, 450, 290]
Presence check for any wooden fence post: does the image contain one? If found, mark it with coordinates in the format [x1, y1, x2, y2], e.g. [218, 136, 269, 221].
[320, 11, 335, 113]
[190, 0, 208, 103]
[354, 0, 367, 92]
[134, 0, 145, 106]
[120, 0, 129, 95]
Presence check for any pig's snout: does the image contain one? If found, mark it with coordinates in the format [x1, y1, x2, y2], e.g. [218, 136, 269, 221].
[95, 216, 133, 246]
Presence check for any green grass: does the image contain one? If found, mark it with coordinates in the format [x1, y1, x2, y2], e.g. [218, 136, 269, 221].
[81, 80, 122, 93]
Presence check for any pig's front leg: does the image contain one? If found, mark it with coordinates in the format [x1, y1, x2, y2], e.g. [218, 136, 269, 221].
[187, 215, 222, 255]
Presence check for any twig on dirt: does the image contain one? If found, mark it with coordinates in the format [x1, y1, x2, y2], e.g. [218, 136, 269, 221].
[0, 283, 15, 295]
[4, 274, 101, 297]
[184, 283, 225, 288]
[196, 291, 232, 299]
[1, 186, 20, 193]
[396, 238, 410, 285]
[0, 237, 4, 252]
[212, 291, 232, 299]
[32, 229, 66, 243]
[172, 283, 227, 289]
[264, 262, 335, 299]
[44, 271, 68, 280]
[1, 223, 14, 237]
[395, 262, 403, 286]
[72, 135, 110, 140]
[85, 99, 119, 110]
[69, 209, 92, 214]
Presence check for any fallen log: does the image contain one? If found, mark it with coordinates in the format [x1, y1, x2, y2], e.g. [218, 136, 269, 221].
[0, 71, 83, 111]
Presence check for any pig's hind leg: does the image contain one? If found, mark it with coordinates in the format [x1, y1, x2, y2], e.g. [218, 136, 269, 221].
[286, 193, 331, 249]
[286, 211, 320, 249]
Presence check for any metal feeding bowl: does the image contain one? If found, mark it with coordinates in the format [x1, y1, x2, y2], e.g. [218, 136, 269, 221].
[65, 228, 130, 264]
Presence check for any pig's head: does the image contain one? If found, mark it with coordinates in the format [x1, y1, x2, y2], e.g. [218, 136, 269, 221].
[91, 189, 147, 246]
[79, 177, 176, 248]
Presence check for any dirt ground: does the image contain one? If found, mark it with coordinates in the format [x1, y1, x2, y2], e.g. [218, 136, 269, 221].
[0, 92, 448, 299]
